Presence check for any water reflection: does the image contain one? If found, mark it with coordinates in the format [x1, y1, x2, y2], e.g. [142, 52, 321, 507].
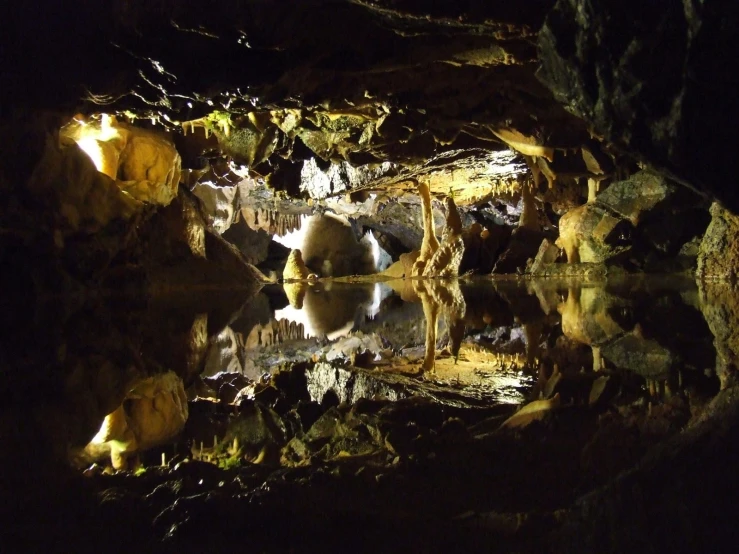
[197, 277, 719, 393]
[2, 274, 724, 472]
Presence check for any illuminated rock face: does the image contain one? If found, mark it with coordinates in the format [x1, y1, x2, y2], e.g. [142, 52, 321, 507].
[26, 132, 142, 233]
[697, 203, 739, 283]
[283, 249, 311, 281]
[300, 215, 375, 277]
[557, 203, 627, 264]
[80, 372, 188, 470]
[192, 183, 237, 234]
[557, 171, 705, 267]
[61, 115, 181, 206]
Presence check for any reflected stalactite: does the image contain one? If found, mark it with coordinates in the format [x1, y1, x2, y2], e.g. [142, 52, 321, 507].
[523, 322, 543, 367]
[241, 207, 302, 237]
[245, 319, 307, 349]
[276, 319, 307, 342]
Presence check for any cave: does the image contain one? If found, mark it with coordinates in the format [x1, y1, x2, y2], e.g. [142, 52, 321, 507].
[2, 1, 739, 553]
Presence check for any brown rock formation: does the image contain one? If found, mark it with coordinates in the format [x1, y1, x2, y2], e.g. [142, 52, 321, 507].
[75, 372, 188, 470]
[283, 249, 311, 281]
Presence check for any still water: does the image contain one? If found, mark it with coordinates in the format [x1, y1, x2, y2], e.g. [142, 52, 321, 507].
[205, 275, 718, 405]
[0, 275, 720, 472]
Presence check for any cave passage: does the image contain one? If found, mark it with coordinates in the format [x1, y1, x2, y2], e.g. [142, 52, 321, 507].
[3, 1, 739, 552]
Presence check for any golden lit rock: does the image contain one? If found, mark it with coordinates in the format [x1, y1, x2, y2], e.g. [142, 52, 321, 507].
[80, 371, 188, 470]
[501, 393, 561, 429]
[27, 132, 142, 233]
[422, 196, 465, 278]
[283, 249, 311, 281]
[697, 203, 739, 282]
[492, 128, 554, 162]
[61, 114, 181, 206]
[412, 180, 440, 276]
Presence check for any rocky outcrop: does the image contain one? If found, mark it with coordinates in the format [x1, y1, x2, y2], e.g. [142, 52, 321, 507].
[192, 182, 238, 234]
[697, 203, 739, 283]
[557, 171, 708, 269]
[538, 0, 739, 213]
[60, 115, 181, 206]
[75, 371, 188, 470]
[23, 124, 143, 234]
[283, 250, 311, 281]
[300, 215, 376, 277]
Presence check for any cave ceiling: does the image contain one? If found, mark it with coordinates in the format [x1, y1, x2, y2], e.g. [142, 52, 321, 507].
[3, 0, 738, 211]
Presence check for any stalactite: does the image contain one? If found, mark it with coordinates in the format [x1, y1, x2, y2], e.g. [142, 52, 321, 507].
[518, 182, 540, 231]
[242, 207, 302, 237]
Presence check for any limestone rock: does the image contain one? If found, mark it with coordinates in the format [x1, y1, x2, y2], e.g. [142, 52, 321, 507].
[538, 0, 739, 213]
[283, 249, 311, 281]
[556, 171, 704, 267]
[27, 133, 142, 233]
[299, 158, 398, 200]
[61, 115, 181, 206]
[382, 251, 420, 280]
[203, 326, 243, 377]
[493, 227, 550, 274]
[600, 333, 675, 380]
[699, 281, 739, 386]
[79, 371, 188, 469]
[300, 214, 375, 277]
[222, 219, 272, 265]
[557, 203, 629, 264]
[528, 238, 561, 274]
[192, 183, 238, 234]
[697, 203, 739, 283]
[155, 189, 207, 259]
[596, 171, 675, 226]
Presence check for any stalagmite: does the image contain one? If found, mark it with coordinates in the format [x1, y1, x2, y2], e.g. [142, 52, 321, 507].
[282, 249, 311, 280]
[412, 180, 440, 277]
[422, 196, 466, 278]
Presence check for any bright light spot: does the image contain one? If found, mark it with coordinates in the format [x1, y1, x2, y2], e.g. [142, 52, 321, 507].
[90, 416, 111, 445]
[365, 230, 381, 271]
[366, 283, 383, 319]
[70, 114, 120, 177]
[76, 137, 106, 174]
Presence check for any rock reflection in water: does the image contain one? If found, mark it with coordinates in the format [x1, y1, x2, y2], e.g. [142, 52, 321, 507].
[276, 281, 378, 340]
[67, 276, 724, 474]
